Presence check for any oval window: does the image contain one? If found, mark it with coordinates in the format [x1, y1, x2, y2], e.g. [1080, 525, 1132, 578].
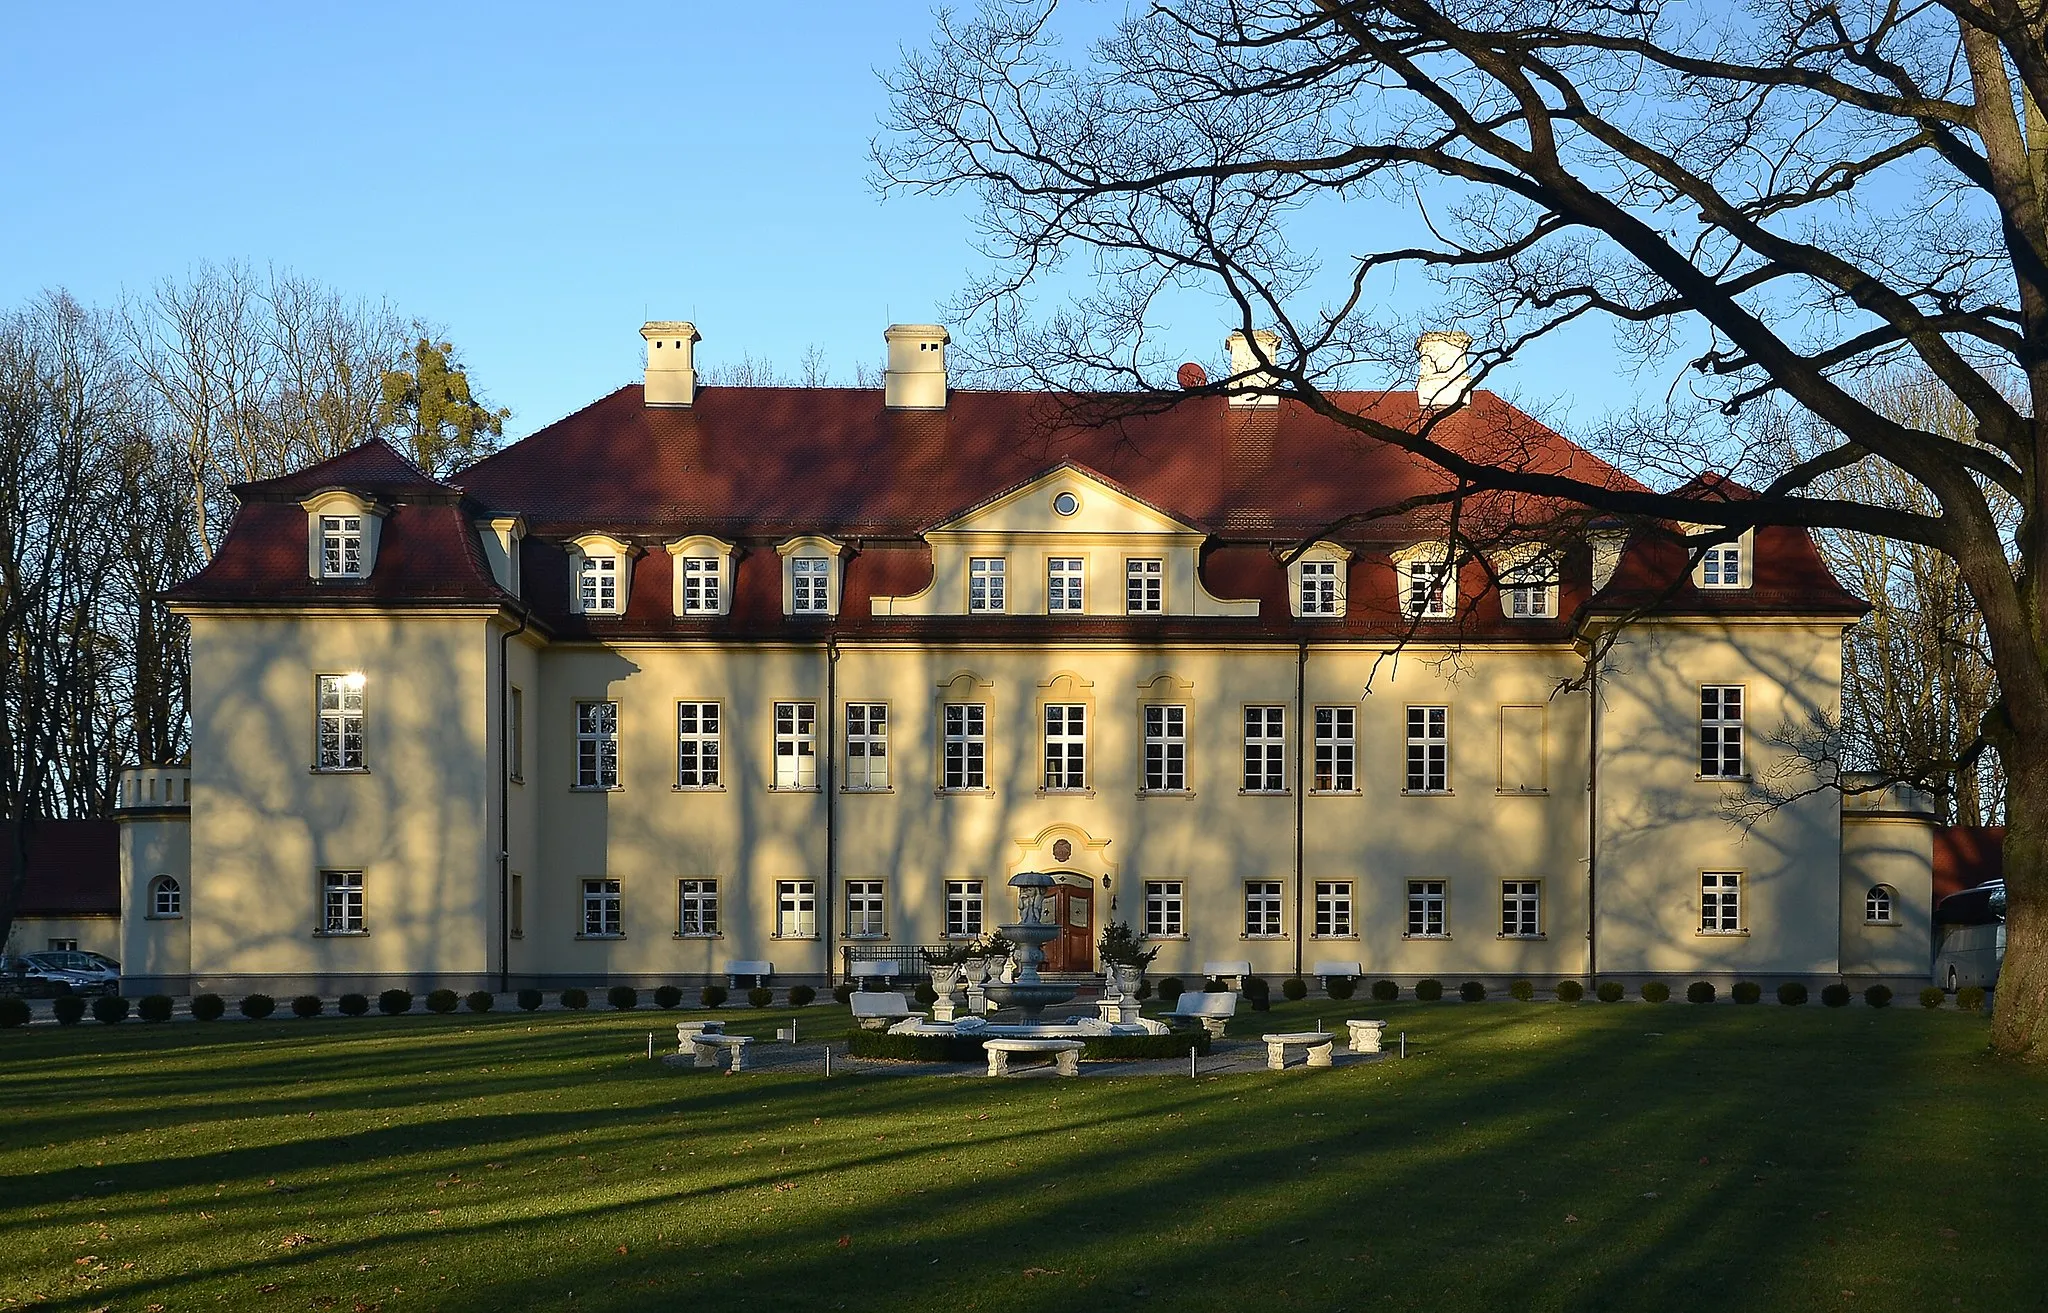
[1052, 491, 1080, 516]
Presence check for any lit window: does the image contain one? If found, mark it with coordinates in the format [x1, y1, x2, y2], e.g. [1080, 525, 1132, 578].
[777, 880, 817, 938]
[1701, 872, 1742, 932]
[1866, 885, 1896, 924]
[320, 515, 364, 578]
[942, 703, 986, 790]
[1243, 706, 1286, 792]
[1314, 881, 1353, 937]
[845, 703, 889, 790]
[1700, 686, 1745, 778]
[575, 701, 618, 789]
[1501, 880, 1540, 937]
[774, 702, 818, 789]
[1043, 704, 1087, 790]
[1244, 881, 1283, 937]
[1048, 557, 1085, 613]
[946, 880, 984, 937]
[1313, 706, 1355, 792]
[582, 878, 622, 937]
[1145, 881, 1185, 937]
[150, 875, 182, 917]
[1143, 705, 1187, 792]
[681, 557, 722, 614]
[1125, 558, 1163, 613]
[1402, 557, 1454, 619]
[322, 870, 365, 934]
[675, 702, 720, 788]
[1701, 542, 1743, 588]
[315, 674, 366, 771]
[1405, 706, 1449, 792]
[580, 554, 620, 614]
[969, 557, 1007, 613]
[1406, 880, 1446, 937]
[1300, 559, 1339, 615]
[678, 879, 719, 936]
[792, 557, 831, 614]
[846, 880, 885, 938]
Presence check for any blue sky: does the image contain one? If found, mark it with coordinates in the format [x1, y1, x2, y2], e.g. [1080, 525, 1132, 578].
[1, 3, 1628, 440]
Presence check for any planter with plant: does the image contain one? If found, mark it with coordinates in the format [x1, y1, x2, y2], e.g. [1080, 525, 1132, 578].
[1097, 921, 1160, 996]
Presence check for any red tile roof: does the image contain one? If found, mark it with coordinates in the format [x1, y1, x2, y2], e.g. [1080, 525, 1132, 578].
[2, 821, 119, 918]
[1934, 826, 2004, 904]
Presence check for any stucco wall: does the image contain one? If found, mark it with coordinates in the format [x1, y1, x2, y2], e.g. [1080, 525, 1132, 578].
[119, 810, 192, 992]
[1839, 814, 1935, 982]
[5, 915, 120, 958]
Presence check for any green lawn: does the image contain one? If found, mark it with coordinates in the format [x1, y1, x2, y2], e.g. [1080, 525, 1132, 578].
[0, 999, 2039, 1312]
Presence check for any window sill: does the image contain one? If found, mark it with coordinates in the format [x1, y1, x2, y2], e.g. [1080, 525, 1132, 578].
[674, 932, 721, 940]
[772, 935, 822, 942]
[843, 934, 890, 941]
[935, 787, 994, 797]
[576, 933, 625, 941]
[1696, 928, 1749, 937]
[1310, 934, 1360, 941]
[842, 786, 895, 795]
[1402, 934, 1451, 941]
[769, 786, 822, 794]
[944, 934, 985, 943]
[1146, 934, 1191, 941]
[570, 785, 622, 793]
[1497, 933, 1546, 941]
[1240, 788, 1291, 797]
[310, 767, 370, 776]
[673, 784, 726, 793]
[1865, 920, 1900, 928]
[679, 610, 727, 618]
[1037, 787, 1095, 798]
[1241, 934, 1289, 941]
[1401, 789, 1454, 797]
[1138, 789, 1196, 799]
[1696, 774, 1753, 783]
[313, 929, 369, 938]
[1309, 789, 1362, 797]
[143, 914, 184, 922]
[1496, 787, 1548, 796]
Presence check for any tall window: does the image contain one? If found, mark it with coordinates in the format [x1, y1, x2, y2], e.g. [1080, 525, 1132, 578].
[846, 880, 885, 938]
[1701, 872, 1742, 932]
[1700, 686, 1745, 778]
[1866, 884, 1896, 924]
[1701, 542, 1743, 588]
[1314, 881, 1353, 937]
[509, 686, 524, 783]
[1044, 704, 1087, 790]
[1143, 705, 1187, 792]
[675, 702, 720, 788]
[845, 703, 889, 790]
[777, 880, 817, 938]
[582, 878, 622, 937]
[1406, 880, 1447, 937]
[942, 703, 987, 790]
[677, 879, 718, 936]
[774, 702, 818, 789]
[575, 701, 618, 789]
[322, 870, 365, 933]
[1145, 881, 1185, 936]
[1501, 880, 1540, 937]
[1405, 706, 1449, 792]
[320, 515, 364, 578]
[1300, 559, 1339, 615]
[1313, 706, 1355, 791]
[1126, 558, 1163, 613]
[1048, 557, 1084, 613]
[1244, 881, 1283, 937]
[316, 674, 365, 771]
[1403, 558, 1453, 618]
[681, 557, 722, 614]
[792, 557, 830, 614]
[1243, 706, 1286, 792]
[968, 557, 1007, 613]
[580, 554, 620, 613]
[1503, 559, 1557, 617]
[946, 880, 984, 937]
[150, 875, 182, 917]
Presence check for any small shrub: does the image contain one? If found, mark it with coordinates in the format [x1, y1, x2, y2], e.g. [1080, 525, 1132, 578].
[788, 985, 817, 1007]
[93, 995, 130, 1025]
[1415, 978, 1444, 1002]
[1459, 980, 1486, 1003]
[701, 984, 729, 1009]
[378, 988, 413, 1015]
[1372, 979, 1401, 1002]
[831, 983, 855, 1005]
[190, 993, 225, 1022]
[1777, 981, 1809, 1006]
[0, 995, 31, 1028]
[338, 993, 369, 1017]
[1509, 979, 1534, 1002]
[560, 987, 589, 1010]
[1864, 984, 1893, 1009]
[1282, 977, 1309, 1002]
[1821, 983, 1852, 1008]
[516, 988, 544, 1011]
[747, 986, 774, 1008]
[913, 981, 938, 1006]
[1204, 977, 1229, 993]
[607, 985, 639, 1011]
[1135, 979, 1153, 1001]
[291, 994, 324, 1018]
[1919, 986, 1946, 1009]
[1157, 976, 1185, 1005]
[53, 995, 86, 1025]
[1243, 976, 1271, 1011]
[654, 985, 683, 1009]
[1687, 981, 1716, 1005]
[846, 1029, 994, 1063]
[1556, 980, 1585, 1002]
[466, 991, 494, 1013]
[1080, 1030, 1210, 1060]
[1732, 981, 1762, 1005]
[1596, 981, 1625, 1003]
[1640, 981, 1670, 1004]
[425, 988, 460, 1014]
[1957, 985, 1987, 1013]
[240, 993, 276, 1020]
[1327, 976, 1358, 1001]
[138, 994, 175, 1023]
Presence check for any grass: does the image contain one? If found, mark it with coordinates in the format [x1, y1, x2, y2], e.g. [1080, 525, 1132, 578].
[0, 998, 2041, 1312]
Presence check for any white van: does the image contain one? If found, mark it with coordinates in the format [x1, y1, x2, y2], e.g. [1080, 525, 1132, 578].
[1932, 881, 2005, 993]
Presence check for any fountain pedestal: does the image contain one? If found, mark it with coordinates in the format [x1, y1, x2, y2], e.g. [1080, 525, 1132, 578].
[982, 872, 1077, 1020]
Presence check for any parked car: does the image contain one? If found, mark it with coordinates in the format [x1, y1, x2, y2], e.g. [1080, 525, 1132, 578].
[1, 953, 96, 997]
[1933, 880, 2005, 993]
[21, 950, 119, 995]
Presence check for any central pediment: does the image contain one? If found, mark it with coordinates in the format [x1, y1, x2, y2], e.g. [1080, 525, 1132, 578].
[926, 464, 1205, 540]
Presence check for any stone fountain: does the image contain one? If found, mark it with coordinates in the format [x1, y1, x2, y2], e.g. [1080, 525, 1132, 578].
[981, 871, 1077, 1019]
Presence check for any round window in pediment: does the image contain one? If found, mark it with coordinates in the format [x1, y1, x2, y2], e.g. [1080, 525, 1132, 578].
[1052, 491, 1080, 516]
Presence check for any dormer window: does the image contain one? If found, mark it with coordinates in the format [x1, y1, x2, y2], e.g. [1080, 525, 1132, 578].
[682, 558, 721, 613]
[1496, 548, 1559, 619]
[300, 490, 385, 581]
[581, 556, 619, 612]
[567, 534, 633, 616]
[321, 515, 364, 578]
[1288, 542, 1351, 619]
[1395, 547, 1456, 620]
[1688, 527, 1754, 590]
[776, 536, 846, 617]
[665, 534, 736, 618]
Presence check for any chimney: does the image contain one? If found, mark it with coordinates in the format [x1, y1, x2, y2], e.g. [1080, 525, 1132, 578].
[1225, 329, 1282, 407]
[884, 324, 949, 409]
[641, 321, 701, 407]
[1417, 331, 1473, 409]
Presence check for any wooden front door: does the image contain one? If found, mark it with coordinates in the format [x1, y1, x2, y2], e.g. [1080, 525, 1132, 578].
[1048, 884, 1093, 972]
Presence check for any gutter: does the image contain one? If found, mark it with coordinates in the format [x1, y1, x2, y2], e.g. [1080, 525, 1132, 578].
[1587, 650, 1600, 986]
[497, 602, 531, 993]
[1294, 640, 1308, 979]
[824, 637, 840, 985]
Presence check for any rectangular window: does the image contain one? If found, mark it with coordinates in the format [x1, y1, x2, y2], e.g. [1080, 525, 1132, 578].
[1300, 559, 1339, 615]
[968, 557, 1007, 613]
[1701, 872, 1742, 932]
[1244, 880, 1283, 937]
[1126, 557, 1163, 613]
[946, 880, 984, 937]
[1503, 559, 1556, 617]
[1242, 706, 1286, 792]
[1700, 686, 1745, 778]
[1313, 706, 1355, 792]
[582, 878, 622, 937]
[321, 515, 364, 578]
[47, 938, 78, 952]
[1314, 881, 1353, 937]
[845, 703, 889, 790]
[1701, 543, 1742, 588]
[1043, 703, 1087, 790]
[1145, 881, 1185, 937]
[1407, 880, 1447, 937]
[510, 872, 524, 938]
[1405, 559, 1452, 618]
[942, 703, 986, 790]
[675, 701, 720, 788]
[792, 557, 830, 613]
[777, 880, 817, 938]
[774, 701, 818, 789]
[1143, 705, 1187, 792]
[321, 869, 365, 933]
[1501, 880, 1540, 937]
[677, 878, 719, 936]
[846, 880, 885, 938]
[1406, 706, 1449, 792]
[1048, 557, 1085, 613]
[681, 557, 722, 614]
[509, 686, 524, 783]
[580, 555, 619, 613]
[575, 700, 618, 789]
[315, 674, 365, 771]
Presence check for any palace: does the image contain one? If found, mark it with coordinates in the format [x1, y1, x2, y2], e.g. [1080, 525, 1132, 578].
[116, 322, 1937, 996]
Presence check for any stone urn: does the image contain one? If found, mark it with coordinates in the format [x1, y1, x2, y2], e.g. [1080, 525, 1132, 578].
[931, 963, 962, 995]
[1111, 964, 1145, 998]
[961, 958, 988, 988]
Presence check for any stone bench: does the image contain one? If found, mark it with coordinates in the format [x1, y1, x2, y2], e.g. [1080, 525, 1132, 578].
[1312, 959, 1363, 984]
[725, 960, 774, 988]
[1203, 960, 1254, 989]
[1261, 1031, 1336, 1070]
[1169, 989, 1239, 1037]
[1345, 1019, 1388, 1054]
[849, 961, 900, 984]
[849, 990, 914, 1030]
[983, 1037, 1085, 1077]
[675, 1020, 727, 1051]
[689, 1034, 754, 1071]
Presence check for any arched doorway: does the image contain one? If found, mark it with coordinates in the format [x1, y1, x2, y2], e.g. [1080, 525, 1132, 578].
[1010, 824, 1116, 974]
[1046, 878, 1094, 973]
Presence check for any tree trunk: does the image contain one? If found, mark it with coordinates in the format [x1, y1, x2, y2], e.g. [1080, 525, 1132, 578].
[1991, 745, 2048, 1055]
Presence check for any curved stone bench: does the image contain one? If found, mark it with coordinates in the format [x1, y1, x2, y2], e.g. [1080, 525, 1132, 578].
[1260, 1031, 1335, 1070]
[690, 1034, 754, 1072]
[983, 1037, 1085, 1077]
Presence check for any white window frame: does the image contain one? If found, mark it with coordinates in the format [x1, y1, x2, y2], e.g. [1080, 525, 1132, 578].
[1500, 880, 1541, 937]
[1314, 880, 1354, 938]
[321, 869, 365, 934]
[776, 879, 817, 939]
[1243, 706, 1286, 792]
[1313, 706, 1356, 792]
[680, 556, 722, 615]
[1145, 880, 1186, 937]
[677, 878, 719, 937]
[941, 703, 987, 791]
[846, 879, 885, 938]
[1399, 553, 1455, 619]
[1043, 703, 1088, 791]
[1143, 704, 1188, 793]
[792, 557, 830, 614]
[968, 557, 1007, 613]
[1406, 879, 1447, 938]
[581, 878, 622, 938]
[320, 514, 364, 579]
[1048, 556, 1085, 613]
[1500, 554, 1559, 618]
[1700, 542, 1743, 588]
[579, 554, 621, 614]
[1701, 872, 1743, 933]
[675, 701, 720, 789]
[1244, 880, 1283, 938]
[1405, 705, 1449, 793]
[1125, 557, 1163, 614]
[946, 880, 984, 938]
[315, 674, 366, 772]
[149, 875, 183, 918]
[844, 702, 890, 791]
[774, 701, 819, 790]
[575, 700, 619, 790]
[1700, 685, 1745, 779]
[1300, 559, 1339, 616]
[1866, 884, 1896, 925]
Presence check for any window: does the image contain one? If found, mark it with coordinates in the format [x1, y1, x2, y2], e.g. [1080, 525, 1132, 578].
[1048, 557, 1084, 613]
[582, 878, 622, 937]
[845, 703, 889, 790]
[1145, 881, 1185, 937]
[1314, 881, 1354, 937]
[792, 557, 830, 614]
[675, 702, 720, 788]
[677, 879, 719, 936]
[1502, 558, 1558, 618]
[320, 515, 364, 578]
[1406, 880, 1447, 937]
[774, 701, 818, 789]
[149, 875, 182, 918]
[1313, 706, 1355, 792]
[846, 880, 885, 938]
[575, 701, 618, 789]
[1402, 557, 1454, 618]
[510, 873, 524, 938]
[1044, 704, 1087, 790]
[580, 554, 620, 614]
[1501, 880, 1540, 937]
[1406, 706, 1449, 792]
[1245, 881, 1283, 937]
[1300, 559, 1339, 615]
[509, 687, 524, 783]
[681, 557, 722, 614]
[969, 557, 1007, 613]
[46, 938, 77, 952]
[1700, 686, 1745, 778]
[1243, 706, 1286, 792]
[777, 880, 817, 938]
[1126, 557, 1163, 613]
[946, 880, 984, 937]
[322, 870, 365, 934]
[1143, 705, 1187, 792]
[315, 674, 366, 771]
[1866, 884, 1896, 924]
[942, 703, 987, 790]
[1701, 872, 1742, 932]
[1701, 542, 1743, 588]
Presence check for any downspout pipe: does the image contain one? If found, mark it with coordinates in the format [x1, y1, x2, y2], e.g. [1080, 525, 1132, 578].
[825, 637, 840, 987]
[497, 602, 531, 995]
[1586, 653, 1600, 987]
[1294, 640, 1308, 979]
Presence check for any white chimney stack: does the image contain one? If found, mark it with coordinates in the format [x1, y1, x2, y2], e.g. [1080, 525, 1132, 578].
[642, 321, 701, 407]
[884, 324, 949, 409]
[1417, 331, 1473, 409]
[1225, 329, 1282, 407]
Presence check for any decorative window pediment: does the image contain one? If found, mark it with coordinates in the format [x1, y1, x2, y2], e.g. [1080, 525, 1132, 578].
[667, 534, 736, 617]
[1391, 542, 1458, 620]
[567, 533, 633, 616]
[776, 535, 846, 617]
[1491, 543, 1560, 619]
[300, 489, 387, 581]
[1288, 542, 1352, 619]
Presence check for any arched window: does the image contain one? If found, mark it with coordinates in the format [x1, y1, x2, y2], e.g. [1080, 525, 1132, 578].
[149, 875, 182, 918]
[1865, 884, 1896, 924]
